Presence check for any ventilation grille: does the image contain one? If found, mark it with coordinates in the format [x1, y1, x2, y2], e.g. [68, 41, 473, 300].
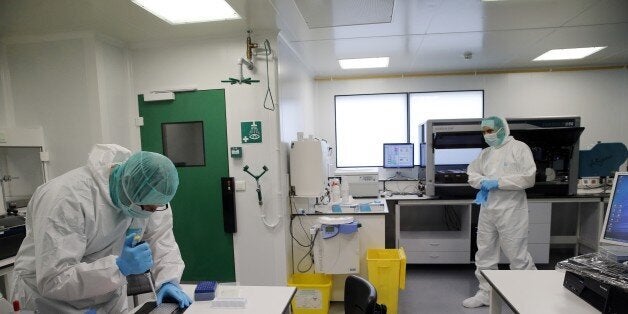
[293, 0, 394, 29]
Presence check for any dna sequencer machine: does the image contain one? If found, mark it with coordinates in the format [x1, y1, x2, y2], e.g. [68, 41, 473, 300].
[421, 117, 585, 197]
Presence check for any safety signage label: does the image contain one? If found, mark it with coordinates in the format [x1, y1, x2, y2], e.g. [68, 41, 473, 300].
[241, 121, 262, 144]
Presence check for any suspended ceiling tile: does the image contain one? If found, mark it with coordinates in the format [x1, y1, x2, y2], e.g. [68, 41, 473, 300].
[427, 0, 593, 33]
[293, 0, 394, 29]
[564, 0, 628, 26]
[278, 0, 441, 43]
[291, 35, 423, 76]
[510, 23, 628, 66]
[411, 29, 550, 72]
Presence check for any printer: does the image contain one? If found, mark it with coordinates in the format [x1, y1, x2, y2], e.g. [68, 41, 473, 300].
[0, 215, 26, 260]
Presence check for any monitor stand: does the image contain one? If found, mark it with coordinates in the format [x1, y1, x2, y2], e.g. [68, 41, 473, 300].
[388, 168, 413, 181]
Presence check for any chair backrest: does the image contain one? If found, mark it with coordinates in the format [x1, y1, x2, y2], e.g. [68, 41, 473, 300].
[344, 275, 387, 314]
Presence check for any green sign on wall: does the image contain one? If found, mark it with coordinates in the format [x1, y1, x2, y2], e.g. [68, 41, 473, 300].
[241, 121, 262, 143]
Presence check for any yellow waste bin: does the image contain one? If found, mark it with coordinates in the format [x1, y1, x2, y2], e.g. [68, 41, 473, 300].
[288, 273, 333, 314]
[367, 247, 407, 314]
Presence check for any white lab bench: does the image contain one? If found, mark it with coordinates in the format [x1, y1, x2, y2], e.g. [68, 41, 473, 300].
[290, 199, 387, 301]
[482, 270, 598, 314]
[386, 195, 606, 264]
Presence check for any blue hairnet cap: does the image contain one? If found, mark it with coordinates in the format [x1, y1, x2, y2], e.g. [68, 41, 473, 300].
[481, 116, 509, 145]
[120, 151, 179, 205]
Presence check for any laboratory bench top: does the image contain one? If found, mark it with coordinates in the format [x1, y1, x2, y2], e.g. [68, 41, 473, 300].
[295, 198, 389, 215]
[386, 194, 607, 203]
[0, 257, 16, 269]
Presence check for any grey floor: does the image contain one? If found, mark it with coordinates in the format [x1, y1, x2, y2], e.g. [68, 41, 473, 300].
[329, 249, 573, 314]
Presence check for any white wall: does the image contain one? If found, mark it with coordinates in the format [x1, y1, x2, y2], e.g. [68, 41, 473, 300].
[314, 68, 628, 163]
[276, 34, 317, 275]
[0, 43, 12, 128]
[131, 33, 292, 285]
[5, 37, 100, 178]
[95, 37, 137, 150]
[1, 34, 136, 179]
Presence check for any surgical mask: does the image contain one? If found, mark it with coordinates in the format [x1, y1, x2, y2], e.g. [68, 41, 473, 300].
[484, 132, 501, 147]
[483, 133, 498, 146]
[126, 203, 152, 219]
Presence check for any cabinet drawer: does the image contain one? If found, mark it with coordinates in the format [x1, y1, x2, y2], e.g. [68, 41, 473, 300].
[528, 243, 550, 263]
[406, 251, 470, 264]
[528, 202, 551, 224]
[399, 238, 469, 252]
[528, 223, 551, 244]
[499, 243, 549, 264]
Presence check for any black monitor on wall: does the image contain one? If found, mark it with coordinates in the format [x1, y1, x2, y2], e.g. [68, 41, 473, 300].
[383, 143, 414, 168]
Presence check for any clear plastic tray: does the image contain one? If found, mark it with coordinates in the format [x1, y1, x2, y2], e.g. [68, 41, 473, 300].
[556, 253, 628, 290]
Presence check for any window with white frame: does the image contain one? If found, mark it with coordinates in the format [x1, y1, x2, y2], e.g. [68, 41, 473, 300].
[335, 94, 407, 167]
[409, 91, 484, 164]
[334, 91, 483, 168]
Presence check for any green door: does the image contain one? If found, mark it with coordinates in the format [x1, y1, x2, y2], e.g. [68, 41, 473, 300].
[138, 89, 235, 282]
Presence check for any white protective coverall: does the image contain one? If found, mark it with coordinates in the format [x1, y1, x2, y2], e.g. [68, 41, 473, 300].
[467, 119, 537, 293]
[10, 144, 185, 313]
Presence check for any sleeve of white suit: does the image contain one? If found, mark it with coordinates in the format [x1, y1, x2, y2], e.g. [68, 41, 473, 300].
[144, 206, 185, 289]
[497, 142, 536, 190]
[467, 150, 488, 189]
[33, 195, 127, 301]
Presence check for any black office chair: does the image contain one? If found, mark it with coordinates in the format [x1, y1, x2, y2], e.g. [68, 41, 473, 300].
[344, 275, 387, 314]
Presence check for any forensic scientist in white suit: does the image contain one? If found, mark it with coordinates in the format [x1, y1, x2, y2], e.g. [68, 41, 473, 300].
[10, 144, 192, 313]
[463, 116, 538, 308]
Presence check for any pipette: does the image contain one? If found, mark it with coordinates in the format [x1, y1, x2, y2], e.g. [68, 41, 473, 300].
[133, 234, 158, 301]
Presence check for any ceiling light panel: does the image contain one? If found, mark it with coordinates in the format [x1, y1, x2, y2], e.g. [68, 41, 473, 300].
[339, 57, 390, 69]
[533, 47, 606, 61]
[132, 0, 241, 25]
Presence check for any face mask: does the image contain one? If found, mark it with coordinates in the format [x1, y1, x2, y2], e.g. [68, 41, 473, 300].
[484, 133, 500, 147]
[125, 203, 152, 219]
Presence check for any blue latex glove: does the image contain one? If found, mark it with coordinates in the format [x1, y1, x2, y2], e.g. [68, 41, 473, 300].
[157, 283, 193, 308]
[116, 233, 153, 276]
[481, 179, 499, 191]
[474, 188, 488, 205]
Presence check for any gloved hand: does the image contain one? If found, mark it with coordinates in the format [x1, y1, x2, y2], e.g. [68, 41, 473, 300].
[481, 179, 499, 191]
[474, 188, 488, 205]
[116, 233, 153, 276]
[157, 282, 193, 308]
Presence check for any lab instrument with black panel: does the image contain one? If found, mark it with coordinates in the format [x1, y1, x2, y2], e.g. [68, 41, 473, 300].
[420, 117, 584, 197]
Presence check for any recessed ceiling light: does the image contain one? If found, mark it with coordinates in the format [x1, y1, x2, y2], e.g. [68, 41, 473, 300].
[132, 0, 241, 25]
[338, 57, 390, 69]
[533, 47, 606, 61]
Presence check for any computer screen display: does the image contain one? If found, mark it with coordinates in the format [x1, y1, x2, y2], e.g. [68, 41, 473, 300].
[600, 172, 628, 246]
[383, 143, 414, 168]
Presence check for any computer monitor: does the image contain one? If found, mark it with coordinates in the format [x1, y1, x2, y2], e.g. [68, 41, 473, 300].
[383, 143, 414, 168]
[600, 172, 628, 246]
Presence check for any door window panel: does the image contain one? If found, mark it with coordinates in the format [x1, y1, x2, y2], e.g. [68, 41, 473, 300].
[162, 121, 205, 167]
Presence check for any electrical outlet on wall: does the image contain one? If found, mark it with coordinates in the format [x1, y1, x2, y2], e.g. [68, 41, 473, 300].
[235, 180, 246, 191]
